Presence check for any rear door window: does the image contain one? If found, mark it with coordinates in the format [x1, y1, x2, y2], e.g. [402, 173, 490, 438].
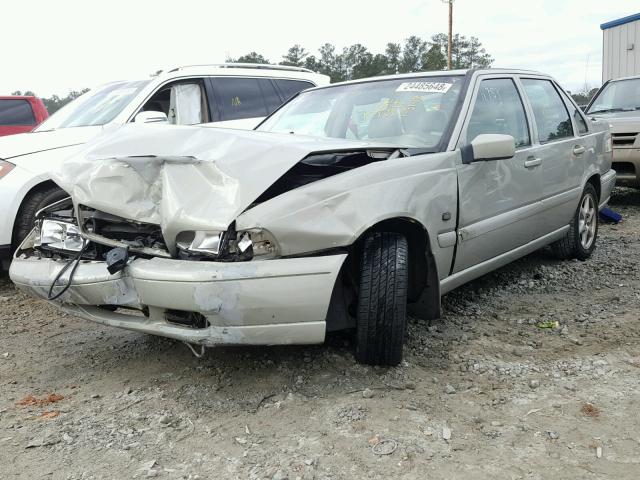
[521, 79, 574, 143]
[274, 79, 315, 102]
[211, 77, 271, 121]
[0, 99, 36, 126]
[259, 80, 283, 114]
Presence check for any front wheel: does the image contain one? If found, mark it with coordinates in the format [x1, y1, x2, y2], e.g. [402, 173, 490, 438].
[355, 232, 408, 366]
[12, 185, 67, 252]
[551, 183, 599, 260]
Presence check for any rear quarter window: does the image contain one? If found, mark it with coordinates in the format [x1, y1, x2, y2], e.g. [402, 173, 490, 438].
[0, 99, 36, 126]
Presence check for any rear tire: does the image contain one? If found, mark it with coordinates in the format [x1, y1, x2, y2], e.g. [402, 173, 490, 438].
[12, 185, 67, 251]
[355, 232, 408, 366]
[551, 183, 598, 261]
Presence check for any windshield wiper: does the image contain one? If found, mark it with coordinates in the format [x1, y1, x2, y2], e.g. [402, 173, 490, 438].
[588, 107, 634, 114]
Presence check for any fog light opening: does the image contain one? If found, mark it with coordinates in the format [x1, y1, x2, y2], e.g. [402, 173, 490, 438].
[165, 309, 210, 329]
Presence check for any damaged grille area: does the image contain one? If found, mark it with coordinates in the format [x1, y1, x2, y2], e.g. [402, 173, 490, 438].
[78, 205, 170, 258]
[612, 132, 638, 147]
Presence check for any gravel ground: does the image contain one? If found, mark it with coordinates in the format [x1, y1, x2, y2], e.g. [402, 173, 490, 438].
[1, 188, 639, 480]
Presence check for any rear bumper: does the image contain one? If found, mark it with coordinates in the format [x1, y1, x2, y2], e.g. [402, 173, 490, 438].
[599, 168, 616, 209]
[10, 253, 346, 346]
[612, 148, 640, 187]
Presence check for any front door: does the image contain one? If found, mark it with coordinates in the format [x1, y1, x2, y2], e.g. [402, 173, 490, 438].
[453, 76, 542, 273]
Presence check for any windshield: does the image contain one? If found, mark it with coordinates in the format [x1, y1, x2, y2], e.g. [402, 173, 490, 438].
[259, 75, 464, 149]
[587, 78, 640, 114]
[36, 80, 150, 130]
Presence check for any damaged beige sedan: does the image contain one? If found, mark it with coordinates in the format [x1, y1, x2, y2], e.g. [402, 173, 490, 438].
[10, 69, 615, 365]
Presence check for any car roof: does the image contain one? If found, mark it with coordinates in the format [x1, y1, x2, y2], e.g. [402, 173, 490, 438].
[159, 63, 329, 84]
[302, 68, 549, 92]
[93, 63, 330, 91]
[0, 96, 39, 100]
[608, 74, 640, 82]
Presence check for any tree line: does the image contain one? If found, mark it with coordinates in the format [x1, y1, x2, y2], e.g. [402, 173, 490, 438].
[229, 34, 493, 82]
[11, 89, 89, 115]
[10, 34, 599, 113]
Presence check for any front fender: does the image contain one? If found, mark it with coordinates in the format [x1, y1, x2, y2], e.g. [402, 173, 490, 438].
[237, 151, 460, 279]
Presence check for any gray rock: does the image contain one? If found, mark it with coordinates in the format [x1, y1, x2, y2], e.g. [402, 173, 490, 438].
[444, 384, 456, 394]
[362, 388, 374, 399]
[272, 469, 288, 480]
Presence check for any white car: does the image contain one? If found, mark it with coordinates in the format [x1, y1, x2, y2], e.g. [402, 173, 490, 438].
[0, 64, 329, 267]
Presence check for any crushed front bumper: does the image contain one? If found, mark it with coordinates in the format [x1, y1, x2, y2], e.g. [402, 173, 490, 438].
[10, 254, 346, 346]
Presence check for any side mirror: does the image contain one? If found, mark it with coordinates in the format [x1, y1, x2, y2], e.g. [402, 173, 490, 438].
[461, 134, 516, 164]
[134, 111, 168, 124]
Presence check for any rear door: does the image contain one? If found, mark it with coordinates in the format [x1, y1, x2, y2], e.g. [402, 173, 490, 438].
[453, 75, 542, 272]
[207, 77, 283, 129]
[519, 78, 585, 234]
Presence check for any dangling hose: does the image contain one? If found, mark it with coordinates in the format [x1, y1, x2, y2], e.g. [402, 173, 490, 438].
[47, 241, 90, 301]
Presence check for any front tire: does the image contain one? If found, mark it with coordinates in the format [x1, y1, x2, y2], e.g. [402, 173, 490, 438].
[355, 232, 409, 366]
[12, 185, 67, 251]
[551, 183, 598, 260]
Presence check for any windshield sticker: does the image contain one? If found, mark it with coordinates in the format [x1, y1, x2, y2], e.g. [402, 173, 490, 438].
[396, 82, 452, 93]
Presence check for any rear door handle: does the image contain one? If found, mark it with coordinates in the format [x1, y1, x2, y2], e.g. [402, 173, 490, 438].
[524, 156, 542, 168]
[573, 145, 586, 155]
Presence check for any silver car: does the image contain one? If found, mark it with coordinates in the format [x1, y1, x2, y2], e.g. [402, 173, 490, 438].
[586, 75, 640, 188]
[10, 69, 615, 366]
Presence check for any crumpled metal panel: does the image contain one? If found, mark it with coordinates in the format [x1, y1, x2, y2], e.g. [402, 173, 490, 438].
[237, 150, 460, 279]
[53, 123, 399, 254]
[52, 123, 459, 276]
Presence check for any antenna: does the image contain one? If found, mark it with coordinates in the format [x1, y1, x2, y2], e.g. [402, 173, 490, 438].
[583, 53, 590, 93]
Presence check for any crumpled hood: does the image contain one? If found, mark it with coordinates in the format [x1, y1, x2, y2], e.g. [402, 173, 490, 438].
[0, 126, 103, 161]
[53, 123, 398, 250]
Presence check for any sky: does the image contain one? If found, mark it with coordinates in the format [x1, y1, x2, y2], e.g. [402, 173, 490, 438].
[0, 0, 635, 97]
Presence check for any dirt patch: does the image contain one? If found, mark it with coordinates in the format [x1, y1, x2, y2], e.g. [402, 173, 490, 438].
[17, 394, 64, 407]
[1, 187, 639, 479]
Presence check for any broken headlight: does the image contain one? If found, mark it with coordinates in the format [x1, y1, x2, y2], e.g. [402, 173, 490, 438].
[176, 231, 223, 256]
[34, 219, 84, 252]
[176, 229, 278, 260]
[0, 160, 15, 180]
[235, 230, 278, 259]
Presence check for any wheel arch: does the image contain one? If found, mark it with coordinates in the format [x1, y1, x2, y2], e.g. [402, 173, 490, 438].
[326, 216, 441, 333]
[11, 179, 62, 246]
[585, 173, 601, 201]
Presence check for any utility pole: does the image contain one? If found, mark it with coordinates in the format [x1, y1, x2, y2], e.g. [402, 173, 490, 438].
[442, 0, 454, 70]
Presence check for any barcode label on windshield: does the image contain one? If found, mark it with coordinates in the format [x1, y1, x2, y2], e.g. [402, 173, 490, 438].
[396, 82, 452, 93]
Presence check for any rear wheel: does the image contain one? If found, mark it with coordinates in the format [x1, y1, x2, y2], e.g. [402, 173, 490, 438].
[12, 185, 67, 251]
[551, 183, 598, 260]
[355, 232, 408, 366]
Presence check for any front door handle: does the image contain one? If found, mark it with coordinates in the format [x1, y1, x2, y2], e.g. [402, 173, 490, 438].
[573, 145, 586, 155]
[524, 156, 542, 168]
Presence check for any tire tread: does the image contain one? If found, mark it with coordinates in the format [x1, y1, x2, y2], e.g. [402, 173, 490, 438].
[356, 232, 408, 366]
